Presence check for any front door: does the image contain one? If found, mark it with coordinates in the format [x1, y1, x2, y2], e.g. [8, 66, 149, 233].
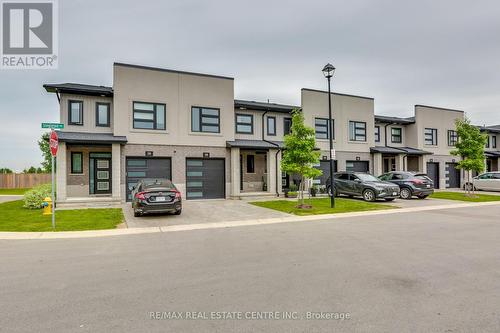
[94, 158, 111, 194]
[383, 157, 396, 173]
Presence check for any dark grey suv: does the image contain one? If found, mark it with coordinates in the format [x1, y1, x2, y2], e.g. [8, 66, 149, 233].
[326, 172, 400, 202]
[378, 171, 434, 199]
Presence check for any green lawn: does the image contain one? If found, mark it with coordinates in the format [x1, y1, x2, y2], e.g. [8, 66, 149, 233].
[430, 191, 500, 202]
[0, 188, 31, 195]
[0, 200, 124, 232]
[251, 197, 395, 216]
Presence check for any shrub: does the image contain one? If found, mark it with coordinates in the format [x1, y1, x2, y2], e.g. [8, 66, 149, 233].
[23, 184, 52, 209]
[288, 183, 298, 192]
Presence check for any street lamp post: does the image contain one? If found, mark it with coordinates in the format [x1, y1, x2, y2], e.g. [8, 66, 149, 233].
[322, 63, 336, 208]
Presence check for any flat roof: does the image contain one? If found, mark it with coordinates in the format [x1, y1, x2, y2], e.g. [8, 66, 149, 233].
[56, 132, 127, 144]
[370, 146, 432, 155]
[234, 100, 298, 113]
[43, 83, 113, 97]
[301, 88, 374, 101]
[114, 62, 234, 80]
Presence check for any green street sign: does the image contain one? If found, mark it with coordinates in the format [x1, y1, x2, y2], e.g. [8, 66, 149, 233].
[41, 123, 64, 129]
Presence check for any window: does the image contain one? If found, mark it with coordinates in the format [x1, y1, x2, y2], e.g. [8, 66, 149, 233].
[133, 102, 166, 130]
[349, 121, 366, 141]
[284, 118, 292, 135]
[375, 126, 380, 142]
[486, 136, 490, 148]
[336, 173, 349, 180]
[493, 136, 497, 149]
[448, 130, 458, 146]
[391, 127, 402, 143]
[68, 100, 83, 125]
[96, 102, 110, 127]
[246, 155, 255, 173]
[315, 118, 333, 139]
[236, 114, 253, 134]
[71, 152, 83, 174]
[191, 107, 220, 133]
[424, 128, 438, 145]
[267, 116, 276, 136]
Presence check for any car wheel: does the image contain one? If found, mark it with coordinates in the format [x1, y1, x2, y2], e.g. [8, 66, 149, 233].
[133, 210, 141, 217]
[400, 187, 412, 200]
[174, 209, 182, 215]
[362, 189, 376, 202]
[417, 195, 429, 199]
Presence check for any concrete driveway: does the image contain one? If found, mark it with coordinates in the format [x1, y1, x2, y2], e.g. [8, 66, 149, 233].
[123, 199, 290, 228]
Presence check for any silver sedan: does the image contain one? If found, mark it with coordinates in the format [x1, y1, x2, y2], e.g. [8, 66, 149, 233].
[466, 172, 500, 191]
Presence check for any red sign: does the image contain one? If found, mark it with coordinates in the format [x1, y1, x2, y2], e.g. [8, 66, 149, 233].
[49, 130, 58, 156]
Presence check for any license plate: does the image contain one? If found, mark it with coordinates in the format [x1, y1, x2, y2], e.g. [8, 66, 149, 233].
[155, 196, 166, 202]
[426, 184, 431, 188]
[393, 192, 398, 196]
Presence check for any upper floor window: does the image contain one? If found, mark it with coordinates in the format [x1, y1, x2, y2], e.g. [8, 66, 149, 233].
[68, 100, 83, 125]
[315, 118, 333, 139]
[424, 128, 438, 145]
[266, 116, 276, 136]
[374, 126, 380, 142]
[191, 107, 220, 133]
[133, 102, 165, 130]
[349, 121, 366, 142]
[235, 114, 253, 134]
[486, 135, 490, 148]
[448, 130, 458, 146]
[391, 127, 402, 143]
[284, 117, 292, 135]
[493, 136, 497, 149]
[96, 103, 110, 127]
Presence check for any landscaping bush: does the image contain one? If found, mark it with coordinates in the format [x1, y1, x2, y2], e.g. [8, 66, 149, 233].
[23, 184, 52, 209]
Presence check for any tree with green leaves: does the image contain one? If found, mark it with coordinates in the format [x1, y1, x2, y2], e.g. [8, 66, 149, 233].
[38, 132, 52, 172]
[450, 117, 488, 196]
[0, 168, 13, 174]
[281, 109, 322, 207]
[22, 166, 44, 174]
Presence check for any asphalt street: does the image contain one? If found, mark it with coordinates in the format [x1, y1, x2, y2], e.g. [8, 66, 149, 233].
[2, 205, 500, 332]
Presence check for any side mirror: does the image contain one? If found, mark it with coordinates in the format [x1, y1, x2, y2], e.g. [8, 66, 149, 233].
[354, 179, 361, 183]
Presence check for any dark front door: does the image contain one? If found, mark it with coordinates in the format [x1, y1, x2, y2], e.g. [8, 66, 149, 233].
[446, 163, 461, 188]
[186, 158, 225, 199]
[426, 162, 440, 189]
[94, 158, 111, 194]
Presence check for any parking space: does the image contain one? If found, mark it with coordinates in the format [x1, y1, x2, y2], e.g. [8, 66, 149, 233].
[123, 199, 290, 228]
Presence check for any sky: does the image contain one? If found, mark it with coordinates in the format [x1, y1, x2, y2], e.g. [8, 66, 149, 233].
[1, 0, 500, 171]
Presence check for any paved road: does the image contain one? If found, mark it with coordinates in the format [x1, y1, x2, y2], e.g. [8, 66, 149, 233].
[2, 206, 500, 332]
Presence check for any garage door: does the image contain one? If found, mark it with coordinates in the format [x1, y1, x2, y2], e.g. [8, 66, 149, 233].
[446, 162, 461, 188]
[126, 157, 172, 201]
[426, 162, 440, 189]
[314, 160, 338, 185]
[186, 158, 225, 199]
[346, 160, 369, 172]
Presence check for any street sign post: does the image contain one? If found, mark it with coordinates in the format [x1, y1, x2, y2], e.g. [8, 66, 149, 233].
[49, 130, 58, 230]
[42, 123, 64, 129]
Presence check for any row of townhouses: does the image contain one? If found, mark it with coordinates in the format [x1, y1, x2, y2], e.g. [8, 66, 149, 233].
[43, 63, 500, 206]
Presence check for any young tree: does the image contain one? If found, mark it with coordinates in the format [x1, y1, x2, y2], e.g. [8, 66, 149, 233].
[0, 168, 13, 174]
[38, 132, 53, 172]
[450, 117, 488, 196]
[281, 109, 322, 207]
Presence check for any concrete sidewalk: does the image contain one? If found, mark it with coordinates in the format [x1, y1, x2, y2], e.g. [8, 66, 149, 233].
[0, 195, 23, 203]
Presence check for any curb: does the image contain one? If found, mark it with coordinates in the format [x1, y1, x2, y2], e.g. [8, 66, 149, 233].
[1, 201, 499, 240]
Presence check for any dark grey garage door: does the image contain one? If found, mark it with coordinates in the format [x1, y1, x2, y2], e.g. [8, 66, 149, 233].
[186, 158, 225, 199]
[426, 162, 440, 189]
[446, 162, 461, 188]
[126, 157, 172, 201]
[315, 160, 338, 185]
[346, 160, 369, 172]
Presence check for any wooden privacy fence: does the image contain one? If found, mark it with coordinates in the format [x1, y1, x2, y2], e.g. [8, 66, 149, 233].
[0, 173, 51, 189]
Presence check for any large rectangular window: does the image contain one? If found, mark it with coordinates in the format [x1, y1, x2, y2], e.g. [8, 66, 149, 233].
[68, 100, 83, 125]
[424, 128, 438, 145]
[267, 116, 276, 136]
[375, 126, 380, 142]
[391, 127, 402, 143]
[284, 118, 292, 135]
[96, 102, 110, 127]
[191, 107, 220, 133]
[71, 152, 83, 174]
[133, 102, 166, 130]
[349, 121, 366, 142]
[315, 118, 333, 139]
[448, 130, 458, 146]
[236, 114, 253, 134]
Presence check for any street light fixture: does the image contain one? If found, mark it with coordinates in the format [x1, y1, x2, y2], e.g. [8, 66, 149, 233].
[322, 63, 335, 208]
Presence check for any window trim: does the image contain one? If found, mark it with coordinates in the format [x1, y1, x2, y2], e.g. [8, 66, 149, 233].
[71, 152, 83, 174]
[68, 100, 83, 126]
[267, 116, 276, 136]
[391, 127, 402, 143]
[349, 121, 367, 142]
[447, 130, 458, 146]
[191, 106, 220, 133]
[132, 101, 166, 130]
[95, 102, 110, 127]
[284, 117, 292, 135]
[315, 117, 334, 140]
[235, 113, 254, 134]
[424, 128, 438, 146]
[492, 135, 497, 149]
[375, 126, 380, 142]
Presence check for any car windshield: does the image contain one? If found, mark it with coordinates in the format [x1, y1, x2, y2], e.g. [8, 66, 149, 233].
[142, 179, 175, 189]
[356, 174, 379, 182]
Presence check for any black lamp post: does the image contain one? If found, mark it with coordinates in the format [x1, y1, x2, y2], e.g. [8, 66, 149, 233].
[322, 63, 336, 208]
